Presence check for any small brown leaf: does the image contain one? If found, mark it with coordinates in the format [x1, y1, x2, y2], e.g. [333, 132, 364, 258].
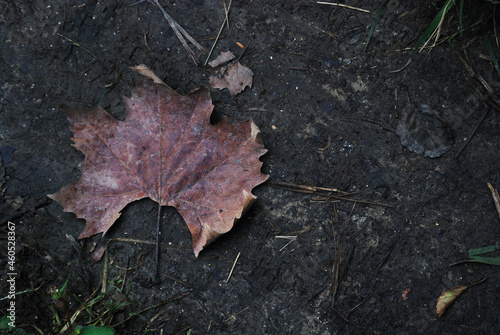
[208, 51, 236, 68]
[435, 285, 469, 318]
[210, 62, 253, 98]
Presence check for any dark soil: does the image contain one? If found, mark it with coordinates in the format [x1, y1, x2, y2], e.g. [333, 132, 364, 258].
[2, 1, 500, 334]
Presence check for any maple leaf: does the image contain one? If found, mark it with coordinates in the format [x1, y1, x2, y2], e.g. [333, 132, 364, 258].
[49, 72, 268, 257]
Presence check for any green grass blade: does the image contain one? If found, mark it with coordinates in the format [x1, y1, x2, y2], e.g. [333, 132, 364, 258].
[364, 0, 390, 51]
[468, 244, 500, 257]
[413, 0, 456, 53]
[469, 255, 500, 266]
[483, 32, 500, 79]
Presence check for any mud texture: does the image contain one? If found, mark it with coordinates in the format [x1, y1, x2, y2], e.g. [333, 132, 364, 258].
[1, 1, 500, 334]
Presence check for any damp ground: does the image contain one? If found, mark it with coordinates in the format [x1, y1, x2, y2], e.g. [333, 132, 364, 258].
[1, 1, 500, 334]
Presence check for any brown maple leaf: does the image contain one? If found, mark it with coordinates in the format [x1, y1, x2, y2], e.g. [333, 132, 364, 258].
[209, 61, 254, 98]
[49, 70, 267, 257]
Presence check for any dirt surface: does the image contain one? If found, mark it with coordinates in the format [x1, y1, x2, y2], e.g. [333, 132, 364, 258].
[2, 1, 500, 334]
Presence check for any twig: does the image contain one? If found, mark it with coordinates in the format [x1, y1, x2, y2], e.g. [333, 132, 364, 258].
[310, 24, 340, 39]
[331, 226, 341, 306]
[223, 306, 249, 323]
[121, 256, 130, 293]
[225, 252, 241, 283]
[389, 59, 412, 73]
[455, 108, 489, 158]
[276, 235, 297, 251]
[342, 117, 396, 134]
[284, 226, 314, 235]
[346, 290, 378, 318]
[101, 245, 109, 294]
[488, 183, 500, 223]
[331, 203, 354, 307]
[57, 33, 98, 59]
[110, 237, 156, 245]
[163, 274, 194, 288]
[332, 307, 350, 322]
[268, 180, 349, 194]
[149, 0, 207, 65]
[223, 0, 230, 35]
[269, 180, 396, 208]
[317, 2, 370, 13]
[204, 0, 232, 66]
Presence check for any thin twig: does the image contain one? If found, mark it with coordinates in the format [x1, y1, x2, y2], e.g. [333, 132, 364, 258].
[268, 180, 348, 194]
[205, 0, 232, 66]
[455, 108, 489, 158]
[223, 306, 249, 323]
[163, 274, 194, 288]
[389, 59, 412, 73]
[346, 290, 378, 317]
[225, 252, 241, 283]
[342, 117, 396, 133]
[120, 256, 130, 293]
[331, 225, 341, 307]
[317, 2, 370, 13]
[223, 0, 230, 35]
[276, 236, 297, 252]
[57, 33, 98, 59]
[332, 307, 350, 322]
[101, 245, 109, 294]
[310, 24, 340, 39]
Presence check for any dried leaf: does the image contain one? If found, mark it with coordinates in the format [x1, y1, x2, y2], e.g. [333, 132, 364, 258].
[435, 285, 469, 318]
[208, 51, 236, 68]
[210, 62, 254, 98]
[435, 278, 486, 318]
[401, 288, 411, 300]
[396, 103, 452, 158]
[49, 70, 268, 257]
[130, 64, 165, 85]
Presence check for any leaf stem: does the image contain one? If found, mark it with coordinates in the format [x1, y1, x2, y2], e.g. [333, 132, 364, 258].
[154, 203, 162, 283]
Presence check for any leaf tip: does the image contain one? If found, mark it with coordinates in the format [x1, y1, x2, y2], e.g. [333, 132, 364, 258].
[130, 64, 166, 85]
